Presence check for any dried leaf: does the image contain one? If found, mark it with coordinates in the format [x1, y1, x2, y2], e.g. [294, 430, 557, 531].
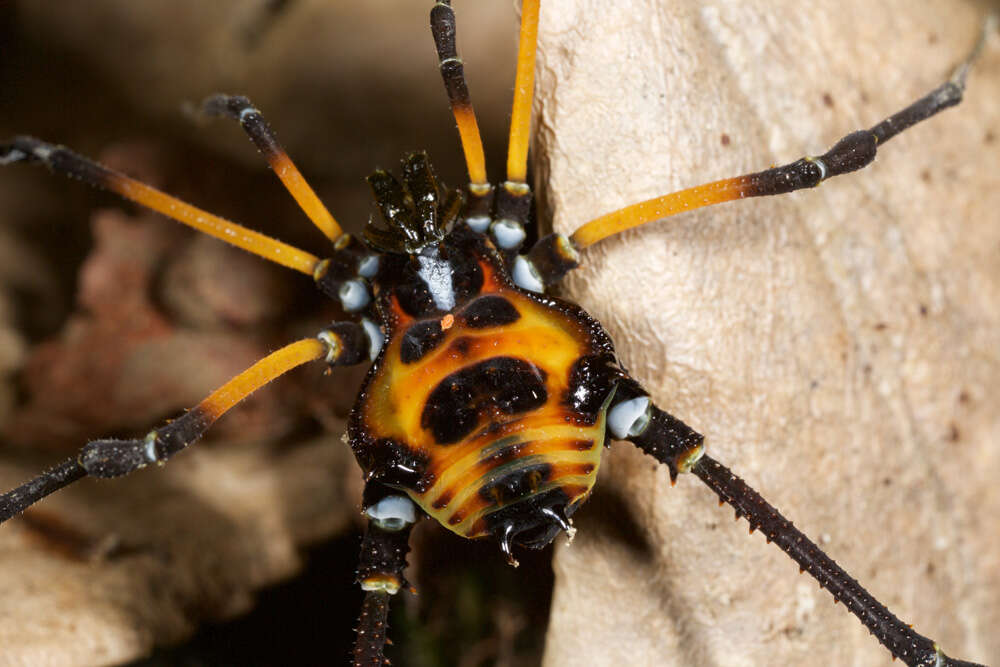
[538, 1, 999, 665]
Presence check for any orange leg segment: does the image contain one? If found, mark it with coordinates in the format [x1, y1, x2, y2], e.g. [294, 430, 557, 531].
[196, 338, 327, 420]
[568, 17, 991, 251]
[0, 137, 322, 275]
[0, 338, 329, 522]
[202, 95, 344, 243]
[506, 0, 540, 186]
[431, 1, 489, 189]
[570, 176, 751, 249]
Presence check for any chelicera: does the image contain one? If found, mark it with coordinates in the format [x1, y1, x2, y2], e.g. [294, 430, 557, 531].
[0, 2, 994, 665]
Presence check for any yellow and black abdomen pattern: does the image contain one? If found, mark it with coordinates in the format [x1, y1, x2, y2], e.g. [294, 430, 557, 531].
[350, 255, 619, 547]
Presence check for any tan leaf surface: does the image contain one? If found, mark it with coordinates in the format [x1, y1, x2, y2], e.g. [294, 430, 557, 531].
[537, 1, 999, 666]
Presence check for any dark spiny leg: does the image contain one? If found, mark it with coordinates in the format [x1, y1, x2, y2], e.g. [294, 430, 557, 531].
[353, 486, 419, 667]
[0, 137, 322, 275]
[354, 591, 391, 667]
[0, 460, 87, 523]
[689, 456, 985, 667]
[565, 13, 994, 250]
[608, 378, 705, 483]
[0, 327, 370, 523]
[869, 12, 995, 146]
[605, 379, 985, 667]
[201, 95, 344, 243]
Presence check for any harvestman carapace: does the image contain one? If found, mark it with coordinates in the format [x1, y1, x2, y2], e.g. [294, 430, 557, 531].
[0, 2, 995, 665]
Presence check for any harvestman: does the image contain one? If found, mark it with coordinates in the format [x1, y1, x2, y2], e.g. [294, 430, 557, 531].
[0, 2, 996, 665]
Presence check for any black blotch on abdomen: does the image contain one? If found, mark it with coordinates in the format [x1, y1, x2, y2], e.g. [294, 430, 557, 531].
[400, 320, 447, 363]
[353, 437, 432, 492]
[459, 295, 520, 328]
[563, 353, 621, 424]
[421, 357, 547, 444]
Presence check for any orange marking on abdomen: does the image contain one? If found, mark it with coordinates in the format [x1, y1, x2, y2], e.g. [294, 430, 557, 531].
[419, 425, 605, 539]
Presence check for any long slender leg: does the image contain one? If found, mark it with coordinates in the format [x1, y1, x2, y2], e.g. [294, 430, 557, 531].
[513, 13, 993, 294]
[430, 1, 488, 191]
[485, 0, 541, 262]
[430, 0, 541, 257]
[563, 13, 995, 251]
[0, 137, 322, 276]
[0, 324, 374, 523]
[505, 0, 540, 188]
[201, 95, 344, 243]
[430, 0, 500, 243]
[353, 487, 419, 667]
[602, 381, 986, 667]
[507, 8, 576, 303]
[437, 0, 542, 286]
[688, 457, 985, 667]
